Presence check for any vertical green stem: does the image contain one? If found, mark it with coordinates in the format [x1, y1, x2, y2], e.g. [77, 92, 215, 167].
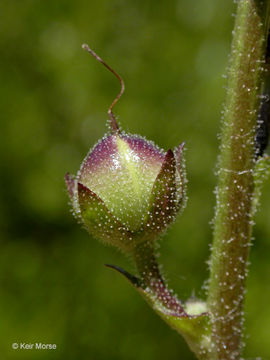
[208, 1, 270, 359]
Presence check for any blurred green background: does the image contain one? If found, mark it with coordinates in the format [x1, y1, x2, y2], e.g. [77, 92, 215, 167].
[1, 0, 270, 359]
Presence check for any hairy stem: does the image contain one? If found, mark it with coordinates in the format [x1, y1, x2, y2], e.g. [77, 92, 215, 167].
[133, 242, 187, 315]
[208, 1, 270, 359]
[132, 242, 211, 360]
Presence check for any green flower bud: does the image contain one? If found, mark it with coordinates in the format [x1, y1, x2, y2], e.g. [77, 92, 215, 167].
[65, 44, 186, 254]
[65, 133, 186, 253]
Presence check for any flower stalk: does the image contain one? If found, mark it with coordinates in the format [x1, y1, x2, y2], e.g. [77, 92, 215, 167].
[207, 1, 270, 359]
[66, 5, 270, 356]
[66, 44, 210, 360]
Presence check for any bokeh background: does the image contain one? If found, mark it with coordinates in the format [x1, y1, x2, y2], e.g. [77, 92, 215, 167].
[1, 0, 270, 359]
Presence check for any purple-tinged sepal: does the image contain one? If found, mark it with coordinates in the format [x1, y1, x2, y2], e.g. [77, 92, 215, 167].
[174, 142, 187, 213]
[145, 149, 178, 236]
[77, 182, 134, 252]
[65, 173, 80, 217]
[65, 172, 76, 199]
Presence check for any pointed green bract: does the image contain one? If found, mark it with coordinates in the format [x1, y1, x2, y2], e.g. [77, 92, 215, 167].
[137, 286, 211, 360]
[108, 262, 211, 360]
[77, 182, 133, 251]
[145, 150, 178, 235]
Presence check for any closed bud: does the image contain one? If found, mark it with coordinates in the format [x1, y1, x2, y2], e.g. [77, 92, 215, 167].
[65, 133, 186, 253]
[65, 44, 186, 254]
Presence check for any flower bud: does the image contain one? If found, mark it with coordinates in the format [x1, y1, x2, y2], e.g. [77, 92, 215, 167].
[66, 44, 186, 254]
[65, 132, 186, 253]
